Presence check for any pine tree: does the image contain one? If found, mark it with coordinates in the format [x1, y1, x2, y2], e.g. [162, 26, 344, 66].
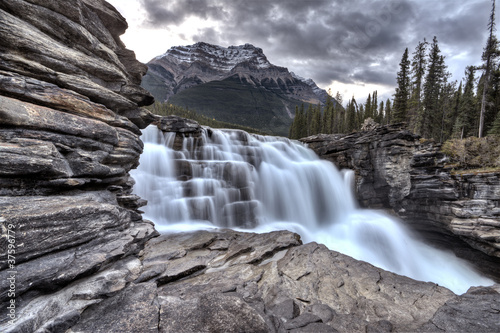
[305, 104, 314, 136]
[365, 93, 372, 120]
[421, 37, 449, 140]
[393, 48, 411, 123]
[377, 101, 384, 123]
[448, 81, 462, 137]
[346, 97, 358, 132]
[322, 91, 334, 134]
[333, 91, 344, 133]
[310, 104, 322, 135]
[385, 99, 392, 124]
[372, 91, 378, 121]
[359, 104, 365, 122]
[479, 0, 499, 137]
[409, 40, 428, 132]
[488, 109, 500, 134]
[438, 81, 458, 142]
[485, 64, 500, 133]
[454, 67, 477, 138]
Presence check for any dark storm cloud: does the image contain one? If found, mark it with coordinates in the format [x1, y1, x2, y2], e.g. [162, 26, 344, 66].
[139, 0, 496, 94]
[141, 0, 226, 25]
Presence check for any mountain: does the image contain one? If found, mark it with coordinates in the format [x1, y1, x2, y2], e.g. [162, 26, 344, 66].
[142, 42, 331, 136]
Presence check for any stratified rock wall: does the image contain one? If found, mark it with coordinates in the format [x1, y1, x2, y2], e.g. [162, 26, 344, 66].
[302, 125, 500, 279]
[0, 0, 157, 328]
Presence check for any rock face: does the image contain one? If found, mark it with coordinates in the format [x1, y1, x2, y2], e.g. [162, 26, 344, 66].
[301, 124, 500, 279]
[0, 0, 157, 328]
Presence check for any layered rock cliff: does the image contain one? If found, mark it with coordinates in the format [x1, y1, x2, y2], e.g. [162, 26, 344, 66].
[1, 1, 499, 332]
[302, 124, 500, 279]
[0, 0, 158, 328]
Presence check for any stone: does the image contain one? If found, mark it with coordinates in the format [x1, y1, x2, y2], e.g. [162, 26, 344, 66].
[68, 282, 160, 333]
[289, 322, 339, 333]
[159, 293, 272, 333]
[283, 312, 322, 330]
[1, 257, 143, 333]
[416, 286, 500, 332]
[366, 320, 393, 333]
[271, 298, 300, 321]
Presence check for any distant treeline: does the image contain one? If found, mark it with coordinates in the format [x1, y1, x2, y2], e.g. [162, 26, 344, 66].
[289, 91, 392, 139]
[290, 1, 500, 142]
[147, 102, 269, 135]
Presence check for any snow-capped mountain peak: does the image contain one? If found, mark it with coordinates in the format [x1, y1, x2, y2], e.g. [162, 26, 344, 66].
[291, 72, 329, 103]
[155, 42, 272, 71]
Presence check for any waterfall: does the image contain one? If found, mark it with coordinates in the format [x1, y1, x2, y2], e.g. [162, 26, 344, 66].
[131, 125, 493, 294]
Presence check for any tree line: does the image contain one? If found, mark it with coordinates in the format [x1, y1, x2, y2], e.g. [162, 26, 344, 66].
[148, 102, 268, 135]
[289, 91, 393, 139]
[289, 0, 500, 141]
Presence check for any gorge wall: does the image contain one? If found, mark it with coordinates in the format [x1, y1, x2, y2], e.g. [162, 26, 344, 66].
[1, 1, 499, 332]
[302, 124, 500, 279]
[0, 0, 158, 329]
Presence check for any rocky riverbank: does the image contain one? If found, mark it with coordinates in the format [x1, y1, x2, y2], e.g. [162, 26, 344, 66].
[1, 1, 499, 332]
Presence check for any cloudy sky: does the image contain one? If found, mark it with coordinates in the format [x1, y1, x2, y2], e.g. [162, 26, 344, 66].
[107, 0, 496, 104]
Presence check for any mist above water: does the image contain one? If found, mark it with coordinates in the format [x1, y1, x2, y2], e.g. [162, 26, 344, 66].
[131, 125, 493, 294]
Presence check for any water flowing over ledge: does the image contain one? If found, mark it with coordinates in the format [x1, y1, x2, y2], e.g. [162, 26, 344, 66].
[131, 125, 493, 294]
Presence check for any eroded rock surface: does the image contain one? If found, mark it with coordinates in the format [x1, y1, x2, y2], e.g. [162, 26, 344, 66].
[302, 125, 500, 279]
[7, 229, 499, 332]
[0, 0, 157, 328]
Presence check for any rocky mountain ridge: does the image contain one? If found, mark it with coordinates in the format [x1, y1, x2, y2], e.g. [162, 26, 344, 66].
[141, 42, 332, 136]
[145, 42, 328, 104]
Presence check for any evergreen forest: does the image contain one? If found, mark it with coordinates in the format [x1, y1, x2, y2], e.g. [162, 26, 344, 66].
[289, 1, 500, 142]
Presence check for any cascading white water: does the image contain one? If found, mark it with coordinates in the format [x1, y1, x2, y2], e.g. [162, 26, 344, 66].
[131, 125, 494, 294]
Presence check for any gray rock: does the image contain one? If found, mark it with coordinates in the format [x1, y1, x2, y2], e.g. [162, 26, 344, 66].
[0, 0, 155, 330]
[159, 293, 272, 333]
[283, 312, 322, 330]
[289, 322, 339, 333]
[416, 286, 500, 333]
[271, 299, 300, 321]
[68, 282, 159, 333]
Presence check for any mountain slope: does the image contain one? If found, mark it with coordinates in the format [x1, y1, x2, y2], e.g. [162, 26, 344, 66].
[142, 42, 330, 136]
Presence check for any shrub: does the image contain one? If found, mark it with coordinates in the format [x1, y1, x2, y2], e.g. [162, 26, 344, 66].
[441, 135, 500, 169]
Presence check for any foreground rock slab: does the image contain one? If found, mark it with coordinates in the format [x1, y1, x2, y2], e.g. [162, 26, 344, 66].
[5, 230, 499, 332]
